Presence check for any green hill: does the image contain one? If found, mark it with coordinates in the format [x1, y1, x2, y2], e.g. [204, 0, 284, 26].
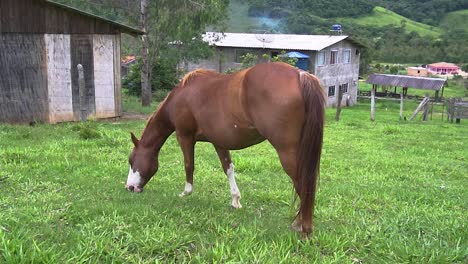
[341, 7, 441, 38]
[440, 9, 468, 33]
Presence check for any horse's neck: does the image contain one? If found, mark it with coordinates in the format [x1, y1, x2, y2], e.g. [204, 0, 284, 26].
[140, 103, 174, 152]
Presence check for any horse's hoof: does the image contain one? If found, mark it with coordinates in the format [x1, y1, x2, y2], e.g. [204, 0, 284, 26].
[290, 223, 302, 232]
[231, 195, 242, 209]
[179, 191, 192, 197]
[300, 232, 311, 240]
[231, 202, 242, 209]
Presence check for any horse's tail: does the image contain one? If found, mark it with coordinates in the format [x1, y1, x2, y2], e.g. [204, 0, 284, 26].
[297, 71, 325, 234]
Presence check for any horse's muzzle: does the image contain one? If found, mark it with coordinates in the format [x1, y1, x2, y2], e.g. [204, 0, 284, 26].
[126, 185, 143, 193]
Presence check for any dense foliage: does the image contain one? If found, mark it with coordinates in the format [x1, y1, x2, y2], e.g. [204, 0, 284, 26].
[247, 0, 374, 18]
[244, 0, 468, 23]
[241, 0, 468, 65]
[373, 0, 468, 26]
[123, 59, 178, 96]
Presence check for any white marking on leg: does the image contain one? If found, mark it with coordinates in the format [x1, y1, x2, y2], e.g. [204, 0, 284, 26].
[179, 182, 193, 197]
[227, 163, 242, 208]
[126, 166, 142, 192]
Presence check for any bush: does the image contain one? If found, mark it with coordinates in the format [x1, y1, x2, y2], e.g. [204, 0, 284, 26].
[462, 64, 468, 72]
[72, 122, 101, 140]
[123, 58, 178, 97]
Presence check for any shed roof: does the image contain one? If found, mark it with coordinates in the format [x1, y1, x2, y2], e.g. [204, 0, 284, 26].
[203, 32, 361, 51]
[45, 0, 143, 35]
[366, 74, 446, 91]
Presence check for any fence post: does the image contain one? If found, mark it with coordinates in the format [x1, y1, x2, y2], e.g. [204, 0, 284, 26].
[449, 98, 454, 123]
[400, 92, 404, 120]
[370, 85, 376, 121]
[335, 85, 343, 121]
[77, 64, 86, 122]
[422, 93, 430, 121]
[409, 95, 429, 121]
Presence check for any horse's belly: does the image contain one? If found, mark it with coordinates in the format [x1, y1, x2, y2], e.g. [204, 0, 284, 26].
[197, 126, 265, 150]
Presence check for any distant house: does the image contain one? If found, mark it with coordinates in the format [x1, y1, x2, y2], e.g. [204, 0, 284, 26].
[0, 0, 143, 124]
[187, 32, 363, 106]
[427, 62, 460, 75]
[407, 67, 428, 77]
[121, 55, 137, 77]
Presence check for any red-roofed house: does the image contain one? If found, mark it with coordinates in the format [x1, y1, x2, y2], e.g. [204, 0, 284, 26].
[427, 62, 459, 75]
[121, 55, 137, 76]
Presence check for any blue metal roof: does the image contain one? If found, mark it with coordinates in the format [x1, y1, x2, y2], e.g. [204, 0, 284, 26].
[284, 51, 310, 59]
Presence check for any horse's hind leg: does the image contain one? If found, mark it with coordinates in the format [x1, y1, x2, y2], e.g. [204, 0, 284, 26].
[275, 148, 303, 232]
[214, 146, 242, 209]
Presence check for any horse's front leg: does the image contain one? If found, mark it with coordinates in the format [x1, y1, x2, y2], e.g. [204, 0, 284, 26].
[214, 146, 242, 209]
[176, 133, 195, 197]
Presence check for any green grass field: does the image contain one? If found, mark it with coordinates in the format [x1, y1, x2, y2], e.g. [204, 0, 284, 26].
[1, 97, 467, 263]
[341, 7, 442, 38]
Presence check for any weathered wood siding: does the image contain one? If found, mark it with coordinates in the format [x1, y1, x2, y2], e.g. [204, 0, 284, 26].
[70, 35, 95, 120]
[0, 33, 48, 123]
[0, 0, 125, 34]
[1, 0, 132, 123]
[0, 0, 46, 33]
[113, 35, 122, 116]
[93, 35, 115, 118]
[45, 34, 74, 123]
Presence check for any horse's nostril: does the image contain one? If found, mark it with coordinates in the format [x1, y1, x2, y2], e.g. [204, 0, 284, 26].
[127, 185, 135, 192]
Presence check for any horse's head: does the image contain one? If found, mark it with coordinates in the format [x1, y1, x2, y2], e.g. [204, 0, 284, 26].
[126, 132, 159, 193]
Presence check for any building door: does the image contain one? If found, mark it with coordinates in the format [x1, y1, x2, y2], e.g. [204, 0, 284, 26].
[70, 35, 95, 120]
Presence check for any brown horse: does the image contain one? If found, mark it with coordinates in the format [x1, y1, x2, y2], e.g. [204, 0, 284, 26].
[126, 62, 325, 236]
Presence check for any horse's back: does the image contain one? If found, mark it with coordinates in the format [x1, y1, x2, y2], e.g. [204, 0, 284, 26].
[170, 62, 308, 150]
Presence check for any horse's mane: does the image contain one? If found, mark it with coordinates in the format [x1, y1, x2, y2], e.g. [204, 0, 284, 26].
[181, 69, 219, 87]
[142, 69, 220, 136]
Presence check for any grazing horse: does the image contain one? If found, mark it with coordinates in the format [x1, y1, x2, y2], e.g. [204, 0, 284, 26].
[126, 62, 325, 236]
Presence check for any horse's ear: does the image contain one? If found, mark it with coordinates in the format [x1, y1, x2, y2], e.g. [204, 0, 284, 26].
[130, 132, 139, 147]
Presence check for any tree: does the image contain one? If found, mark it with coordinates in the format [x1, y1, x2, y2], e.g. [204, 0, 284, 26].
[462, 64, 468, 72]
[141, 0, 228, 102]
[140, 0, 151, 106]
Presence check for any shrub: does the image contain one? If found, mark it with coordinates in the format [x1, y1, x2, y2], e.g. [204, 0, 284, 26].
[73, 122, 101, 140]
[123, 58, 178, 96]
[461, 64, 468, 72]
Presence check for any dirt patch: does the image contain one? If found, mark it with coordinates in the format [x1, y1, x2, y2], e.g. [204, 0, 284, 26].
[120, 112, 150, 120]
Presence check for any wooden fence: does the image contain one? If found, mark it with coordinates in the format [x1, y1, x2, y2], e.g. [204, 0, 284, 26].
[447, 98, 468, 123]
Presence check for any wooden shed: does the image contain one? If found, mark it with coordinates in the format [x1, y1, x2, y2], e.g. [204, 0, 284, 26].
[0, 0, 143, 123]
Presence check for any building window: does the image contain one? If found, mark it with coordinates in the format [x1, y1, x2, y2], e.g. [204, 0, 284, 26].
[341, 83, 348, 93]
[235, 49, 250, 63]
[343, 50, 351, 63]
[328, 86, 335, 97]
[317, 51, 326, 66]
[330, 50, 338, 64]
